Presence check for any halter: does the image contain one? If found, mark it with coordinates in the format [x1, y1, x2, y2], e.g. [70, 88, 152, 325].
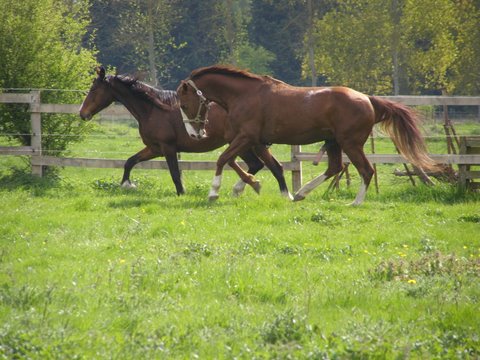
[180, 79, 210, 126]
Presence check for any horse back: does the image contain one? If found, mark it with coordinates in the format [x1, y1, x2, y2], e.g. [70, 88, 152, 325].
[258, 84, 374, 145]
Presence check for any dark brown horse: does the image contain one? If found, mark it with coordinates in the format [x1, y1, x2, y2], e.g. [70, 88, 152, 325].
[79, 67, 290, 197]
[177, 65, 438, 205]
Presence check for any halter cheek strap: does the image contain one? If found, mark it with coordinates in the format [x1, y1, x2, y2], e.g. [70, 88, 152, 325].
[186, 80, 207, 103]
[181, 80, 210, 126]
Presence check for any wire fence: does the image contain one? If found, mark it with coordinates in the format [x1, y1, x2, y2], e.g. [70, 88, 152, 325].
[1, 90, 479, 190]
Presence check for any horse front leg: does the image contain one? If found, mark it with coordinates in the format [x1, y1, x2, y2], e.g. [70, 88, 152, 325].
[164, 150, 185, 196]
[228, 159, 261, 195]
[208, 135, 254, 201]
[121, 147, 157, 189]
[232, 150, 264, 197]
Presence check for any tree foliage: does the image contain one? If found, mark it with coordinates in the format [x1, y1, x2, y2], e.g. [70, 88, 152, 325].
[0, 0, 97, 156]
[400, 0, 458, 93]
[249, 0, 307, 84]
[450, 0, 480, 95]
[307, 0, 395, 94]
[85, 0, 480, 94]
[306, 0, 480, 95]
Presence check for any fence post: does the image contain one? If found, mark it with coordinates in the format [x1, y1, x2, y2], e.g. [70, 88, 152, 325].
[29, 90, 43, 177]
[291, 145, 302, 192]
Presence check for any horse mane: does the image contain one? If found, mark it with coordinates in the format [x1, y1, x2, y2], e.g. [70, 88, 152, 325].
[189, 65, 264, 82]
[114, 74, 179, 110]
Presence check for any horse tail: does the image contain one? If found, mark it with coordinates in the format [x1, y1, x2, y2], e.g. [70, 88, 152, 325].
[369, 96, 438, 171]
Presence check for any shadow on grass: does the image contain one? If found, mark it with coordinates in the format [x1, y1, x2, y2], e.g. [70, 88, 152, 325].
[321, 183, 480, 205]
[0, 166, 62, 196]
[93, 179, 232, 210]
[105, 195, 231, 211]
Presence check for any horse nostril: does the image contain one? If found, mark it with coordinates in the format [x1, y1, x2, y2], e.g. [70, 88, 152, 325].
[80, 114, 89, 120]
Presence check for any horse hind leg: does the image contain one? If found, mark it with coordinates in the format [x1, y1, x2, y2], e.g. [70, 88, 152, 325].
[341, 144, 374, 206]
[293, 140, 343, 201]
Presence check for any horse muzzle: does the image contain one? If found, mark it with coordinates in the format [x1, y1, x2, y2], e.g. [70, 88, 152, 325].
[79, 112, 92, 121]
[190, 129, 207, 140]
[79, 104, 93, 120]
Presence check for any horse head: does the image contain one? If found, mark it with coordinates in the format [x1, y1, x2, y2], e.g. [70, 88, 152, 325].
[176, 79, 209, 139]
[79, 66, 115, 120]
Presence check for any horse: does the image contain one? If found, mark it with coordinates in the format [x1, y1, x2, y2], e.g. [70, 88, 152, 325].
[177, 65, 438, 205]
[79, 66, 291, 198]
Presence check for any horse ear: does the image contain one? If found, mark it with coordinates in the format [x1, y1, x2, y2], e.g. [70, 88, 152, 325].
[96, 66, 106, 80]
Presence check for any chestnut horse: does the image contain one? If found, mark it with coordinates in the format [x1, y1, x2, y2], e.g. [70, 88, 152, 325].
[177, 65, 438, 205]
[79, 67, 290, 197]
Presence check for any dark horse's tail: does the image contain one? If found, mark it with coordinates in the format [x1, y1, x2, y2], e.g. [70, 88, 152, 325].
[369, 96, 438, 171]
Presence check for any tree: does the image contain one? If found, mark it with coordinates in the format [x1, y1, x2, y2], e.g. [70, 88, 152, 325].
[306, 0, 480, 95]
[218, 0, 276, 74]
[86, 0, 133, 73]
[307, 0, 395, 94]
[0, 0, 97, 160]
[450, 1, 480, 95]
[249, 0, 308, 84]
[400, 0, 458, 93]
[114, 0, 179, 87]
[86, 0, 285, 86]
[168, 0, 227, 87]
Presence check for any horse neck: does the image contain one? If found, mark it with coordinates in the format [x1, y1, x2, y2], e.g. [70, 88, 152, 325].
[196, 75, 258, 111]
[109, 81, 153, 124]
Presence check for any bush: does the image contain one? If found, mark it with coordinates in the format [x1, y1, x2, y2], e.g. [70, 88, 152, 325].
[0, 0, 97, 159]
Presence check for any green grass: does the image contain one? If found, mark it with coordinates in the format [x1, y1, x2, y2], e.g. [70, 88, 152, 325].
[1, 120, 479, 359]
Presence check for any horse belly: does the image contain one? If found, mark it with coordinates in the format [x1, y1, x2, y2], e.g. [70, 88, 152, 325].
[262, 106, 333, 145]
[263, 122, 333, 145]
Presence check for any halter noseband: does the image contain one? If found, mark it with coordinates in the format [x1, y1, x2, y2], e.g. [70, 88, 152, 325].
[180, 79, 210, 126]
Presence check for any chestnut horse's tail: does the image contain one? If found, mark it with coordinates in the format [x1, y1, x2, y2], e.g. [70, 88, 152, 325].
[369, 96, 438, 171]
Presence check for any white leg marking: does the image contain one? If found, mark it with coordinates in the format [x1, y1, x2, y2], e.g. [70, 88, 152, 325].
[297, 174, 328, 196]
[350, 179, 367, 206]
[282, 190, 294, 201]
[232, 179, 247, 197]
[208, 175, 222, 200]
[121, 180, 137, 189]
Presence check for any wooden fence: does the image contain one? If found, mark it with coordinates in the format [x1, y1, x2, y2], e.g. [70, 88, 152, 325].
[1, 91, 480, 191]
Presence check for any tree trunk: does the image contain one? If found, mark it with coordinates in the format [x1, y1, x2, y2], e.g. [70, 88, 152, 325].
[147, 0, 158, 87]
[307, 0, 317, 86]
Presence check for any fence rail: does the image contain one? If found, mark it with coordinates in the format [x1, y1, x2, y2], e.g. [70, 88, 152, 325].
[1, 91, 480, 191]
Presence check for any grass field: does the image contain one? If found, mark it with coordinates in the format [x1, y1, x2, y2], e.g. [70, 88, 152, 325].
[1, 119, 479, 359]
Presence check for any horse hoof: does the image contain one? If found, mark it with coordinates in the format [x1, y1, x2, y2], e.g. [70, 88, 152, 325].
[293, 193, 305, 202]
[251, 181, 261, 194]
[208, 194, 219, 202]
[348, 201, 362, 207]
[232, 189, 243, 197]
[121, 181, 136, 189]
